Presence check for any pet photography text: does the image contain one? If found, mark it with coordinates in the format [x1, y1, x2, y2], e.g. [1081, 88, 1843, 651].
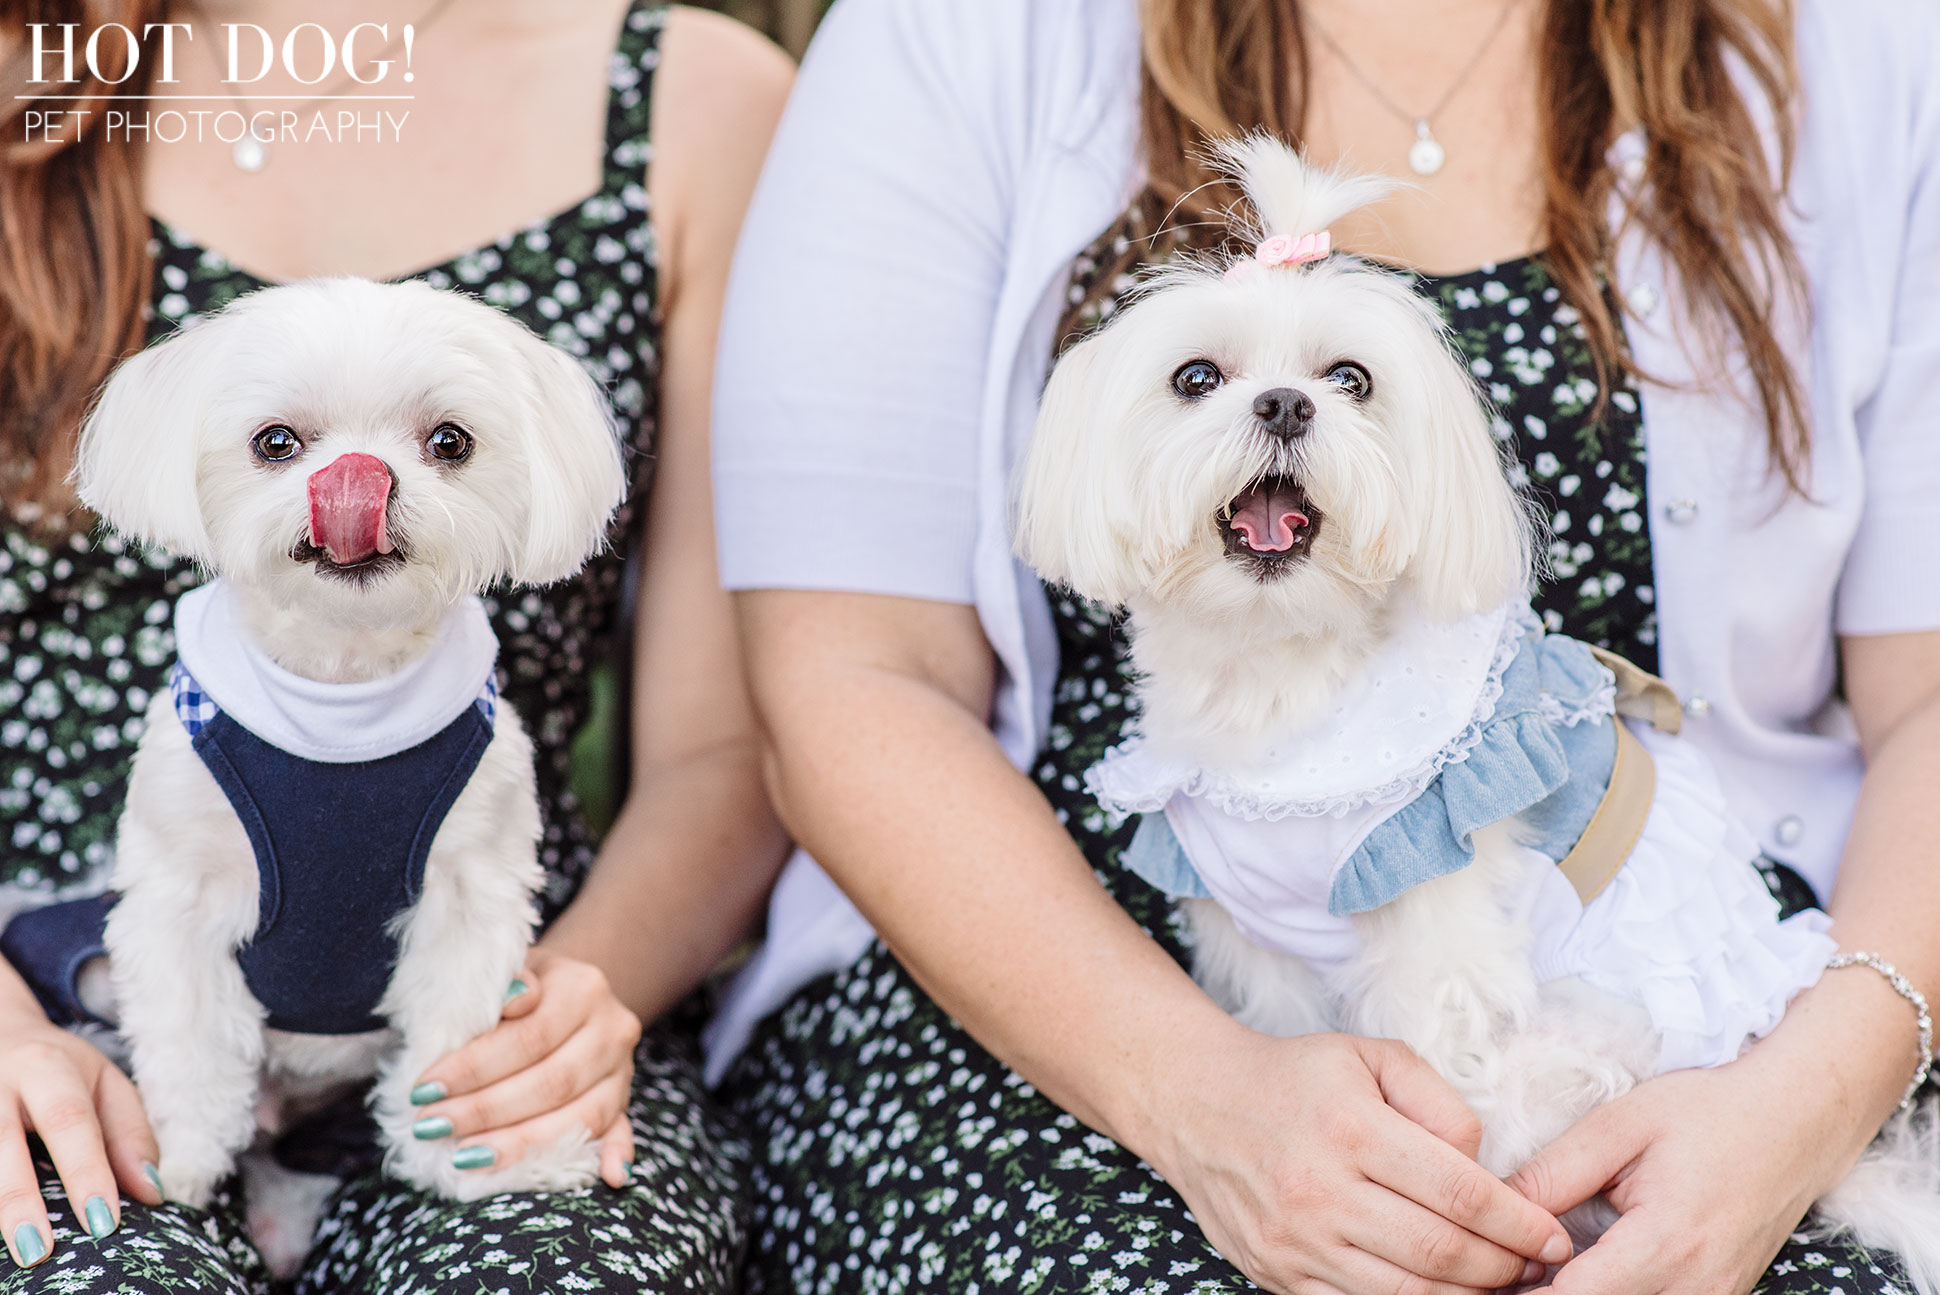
[15, 19, 420, 151]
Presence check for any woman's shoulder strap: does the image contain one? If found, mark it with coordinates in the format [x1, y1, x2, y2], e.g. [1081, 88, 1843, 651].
[602, 2, 669, 190]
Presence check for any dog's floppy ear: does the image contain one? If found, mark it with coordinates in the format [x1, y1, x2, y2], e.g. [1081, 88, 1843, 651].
[73, 323, 223, 561]
[1012, 337, 1146, 607]
[1399, 325, 1534, 619]
[507, 335, 627, 586]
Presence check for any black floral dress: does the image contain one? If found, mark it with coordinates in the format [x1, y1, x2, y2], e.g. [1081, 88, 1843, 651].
[720, 212, 1912, 1293]
[2, 6, 751, 1293]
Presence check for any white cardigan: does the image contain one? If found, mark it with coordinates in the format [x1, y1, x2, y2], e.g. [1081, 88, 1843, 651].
[705, 0, 1940, 1077]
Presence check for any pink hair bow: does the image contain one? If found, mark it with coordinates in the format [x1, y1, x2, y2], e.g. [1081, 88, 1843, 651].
[1225, 230, 1331, 282]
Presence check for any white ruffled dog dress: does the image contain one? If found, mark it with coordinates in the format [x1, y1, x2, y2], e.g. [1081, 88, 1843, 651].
[1089, 604, 1836, 1073]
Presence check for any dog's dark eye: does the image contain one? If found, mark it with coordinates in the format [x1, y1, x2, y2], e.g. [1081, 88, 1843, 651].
[1324, 362, 1373, 401]
[1172, 360, 1225, 401]
[252, 426, 301, 463]
[426, 424, 474, 463]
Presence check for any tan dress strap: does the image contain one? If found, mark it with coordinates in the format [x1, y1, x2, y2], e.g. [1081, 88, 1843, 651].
[1556, 718, 1657, 905]
[1589, 646, 1683, 736]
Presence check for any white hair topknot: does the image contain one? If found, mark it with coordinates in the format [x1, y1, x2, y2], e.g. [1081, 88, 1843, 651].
[1208, 133, 1400, 246]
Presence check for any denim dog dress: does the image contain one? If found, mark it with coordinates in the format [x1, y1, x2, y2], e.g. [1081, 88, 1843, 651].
[1091, 603, 1835, 1073]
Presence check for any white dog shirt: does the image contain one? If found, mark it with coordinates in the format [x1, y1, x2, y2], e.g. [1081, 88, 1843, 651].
[172, 581, 500, 766]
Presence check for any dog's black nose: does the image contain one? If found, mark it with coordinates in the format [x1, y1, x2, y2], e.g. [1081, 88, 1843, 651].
[1253, 388, 1315, 440]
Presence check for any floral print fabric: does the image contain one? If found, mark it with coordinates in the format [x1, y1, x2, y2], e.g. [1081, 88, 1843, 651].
[3, 5, 751, 1291]
[9, 1033, 749, 1295]
[722, 215, 1915, 1293]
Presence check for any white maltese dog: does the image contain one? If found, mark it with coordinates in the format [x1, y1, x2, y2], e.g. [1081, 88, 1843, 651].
[68, 279, 622, 1222]
[1014, 136, 1940, 1282]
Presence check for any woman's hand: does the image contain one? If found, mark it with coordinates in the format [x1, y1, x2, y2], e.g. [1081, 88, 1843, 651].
[407, 948, 642, 1188]
[0, 997, 161, 1270]
[1507, 1055, 1864, 1293]
[1142, 1030, 1574, 1294]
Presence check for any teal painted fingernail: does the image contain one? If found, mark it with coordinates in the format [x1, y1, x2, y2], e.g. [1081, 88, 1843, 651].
[617, 1161, 633, 1186]
[451, 1145, 496, 1171]
[141, 1161, 164, 1200]
[503, 979, 529, 1003]
[12, 1222, 47, 1266]
[83, 1195, 114, 1240]
[409, 1080, 446, 1106]
[412, 1116, 453, 1141]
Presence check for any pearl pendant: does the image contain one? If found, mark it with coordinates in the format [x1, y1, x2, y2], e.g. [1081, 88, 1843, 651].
[233, 135, 266, 173]
[1407, 120, 1445, 176]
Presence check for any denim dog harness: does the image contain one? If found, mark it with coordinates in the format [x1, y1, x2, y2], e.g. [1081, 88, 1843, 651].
[172, 664, 496, 1034]
[158, 582, 505, 1035]
[0, 583, 504, 1037]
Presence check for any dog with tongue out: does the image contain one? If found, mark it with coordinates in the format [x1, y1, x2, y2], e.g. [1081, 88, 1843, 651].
[305, 451, 398, 571]
[39, 277, 627, 1233]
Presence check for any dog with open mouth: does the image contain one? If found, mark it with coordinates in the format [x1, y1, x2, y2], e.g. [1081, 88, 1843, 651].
[1012, 136, 1940, 1284]
[56, 278, 625, 1240]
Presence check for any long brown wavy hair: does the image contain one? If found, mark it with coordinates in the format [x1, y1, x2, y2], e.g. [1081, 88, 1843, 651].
[1, 0, 164, 527]
[1131, 0, 1810, 486]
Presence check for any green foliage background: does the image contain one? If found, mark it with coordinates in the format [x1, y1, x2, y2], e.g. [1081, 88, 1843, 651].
[691, 0, 833, 56]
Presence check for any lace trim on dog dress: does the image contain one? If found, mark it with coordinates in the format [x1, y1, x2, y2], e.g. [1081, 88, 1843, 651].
[720, 204, 1900, 1295]
[1088, 602, 1523, 821]
[2, 8, 752, 1293]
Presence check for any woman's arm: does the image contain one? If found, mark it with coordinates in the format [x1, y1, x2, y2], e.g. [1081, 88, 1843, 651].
[1820, 629, 1940, 1107]
[404, 10, 795, 1188]
[739, 588, 1573, 1294]
[540, 7, 796, 1018]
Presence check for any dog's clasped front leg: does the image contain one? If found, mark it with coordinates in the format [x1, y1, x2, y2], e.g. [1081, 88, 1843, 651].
[371, 719, 599, 1200]
[374, 902, 531, 1199]
[1340, 826, 1653, 1177]
[1333, 826, 1550, 1172]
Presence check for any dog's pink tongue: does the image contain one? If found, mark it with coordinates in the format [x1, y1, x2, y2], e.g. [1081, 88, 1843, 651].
[307, 453, 394, 566]
[1230, 482, 1308, 552]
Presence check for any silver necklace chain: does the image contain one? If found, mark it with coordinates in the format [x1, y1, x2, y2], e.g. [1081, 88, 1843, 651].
[187, 0, 460, 173]
[1304, 0, 1523, 176]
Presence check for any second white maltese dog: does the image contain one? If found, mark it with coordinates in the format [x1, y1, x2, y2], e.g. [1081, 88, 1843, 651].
[71, 278, 623, 1215]
[1014, 137, 1940, 1282]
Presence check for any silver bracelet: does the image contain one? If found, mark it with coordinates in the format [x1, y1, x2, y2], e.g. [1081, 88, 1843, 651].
[1827, 952, 1934, 1112]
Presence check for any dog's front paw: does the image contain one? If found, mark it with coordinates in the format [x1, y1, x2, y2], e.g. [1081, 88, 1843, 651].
[157, 1155, 228, 1211]
[461, 1130, 601, 1201]
[383, 1127, 600, 1202]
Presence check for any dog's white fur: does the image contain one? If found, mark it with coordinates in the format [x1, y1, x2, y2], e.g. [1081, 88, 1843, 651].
[1014, 136, 1940, 1282]
[73, 278, 624, 1222]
